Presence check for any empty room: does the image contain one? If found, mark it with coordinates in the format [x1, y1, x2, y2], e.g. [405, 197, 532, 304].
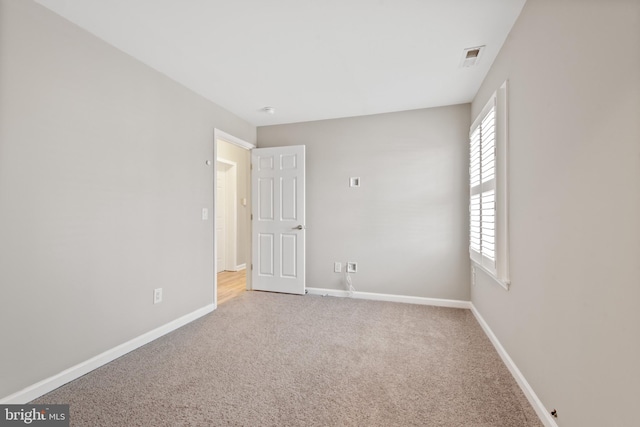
[1, 1, 638, 426]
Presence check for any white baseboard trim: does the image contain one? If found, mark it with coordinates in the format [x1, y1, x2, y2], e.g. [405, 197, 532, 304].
[0, 304, 216, 405]
[234, 264, 246, 271]
[305, 287, 472, 309]
[470, 304, 558, 427]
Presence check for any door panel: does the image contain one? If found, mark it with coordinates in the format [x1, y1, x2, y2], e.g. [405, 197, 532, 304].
[258, 233, 274, 276]
[258, 178, 274, 220]
[251, 146, 305, 295]
[281, 177, 297, 220]
[281, 234, 297, 277]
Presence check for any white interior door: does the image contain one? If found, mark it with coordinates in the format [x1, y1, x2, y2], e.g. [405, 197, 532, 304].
[251, 145, 305, 295]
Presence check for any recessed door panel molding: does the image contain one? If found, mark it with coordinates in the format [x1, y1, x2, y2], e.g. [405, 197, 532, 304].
[259, 155, 274, 171]
[258, 178, 274, 221]
[281, 233, 297, 278]
[258, 233, 274, 276]
[280, 153, 297, 170]
[280, 176, 297, 221]
[251, 146, 306, 295]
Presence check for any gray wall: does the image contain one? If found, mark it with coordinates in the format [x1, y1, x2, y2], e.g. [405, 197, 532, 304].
[0, 0, 255, 399]
[258, 105, 471, 300]
[471, 1, 640, 426]
[217, 140, 250, 268]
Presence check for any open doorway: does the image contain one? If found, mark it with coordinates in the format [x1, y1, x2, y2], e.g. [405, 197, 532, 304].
[217, 270, 246, 305]
[214, 130, 254, 306]
[216, 159, 237, 273]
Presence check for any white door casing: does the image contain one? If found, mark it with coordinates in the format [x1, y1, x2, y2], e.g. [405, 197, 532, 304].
[213, 129, 255, 306]
[251, 145, 305, 295]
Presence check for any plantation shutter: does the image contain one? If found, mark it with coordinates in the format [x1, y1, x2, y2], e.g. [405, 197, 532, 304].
[469, 126, 481, 257]
[470, 98, 497, 274]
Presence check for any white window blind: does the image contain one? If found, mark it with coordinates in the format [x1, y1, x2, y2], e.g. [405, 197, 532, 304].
[469, 127, 481, 254]
[470, 82, 510, 289]
[470, 99, 497, 274]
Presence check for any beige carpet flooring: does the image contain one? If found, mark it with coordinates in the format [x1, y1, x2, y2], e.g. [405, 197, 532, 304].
[33, 292, 542, 426]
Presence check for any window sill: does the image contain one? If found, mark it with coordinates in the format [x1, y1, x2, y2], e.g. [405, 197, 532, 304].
[472, 261, 510, 291]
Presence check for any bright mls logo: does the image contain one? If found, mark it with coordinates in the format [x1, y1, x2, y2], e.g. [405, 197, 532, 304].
[0, 405, 69, 427]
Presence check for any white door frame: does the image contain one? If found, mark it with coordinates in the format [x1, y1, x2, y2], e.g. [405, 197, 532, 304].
[213, 129, 255, 308]
[216, 158, 237, 272]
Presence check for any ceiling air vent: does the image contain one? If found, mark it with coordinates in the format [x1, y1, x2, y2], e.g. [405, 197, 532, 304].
[460, 46, 485, 68]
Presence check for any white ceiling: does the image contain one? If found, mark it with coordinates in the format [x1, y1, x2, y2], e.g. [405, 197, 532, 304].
[35, 0, 526, 127]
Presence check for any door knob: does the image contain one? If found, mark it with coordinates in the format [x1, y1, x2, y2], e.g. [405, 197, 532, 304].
[293, 225, 305, 230]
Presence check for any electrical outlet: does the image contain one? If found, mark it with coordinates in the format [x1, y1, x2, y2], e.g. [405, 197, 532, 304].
[334, 262, 342, 273]
[347, 262, 357, 273]
[153, 288, 163, 304]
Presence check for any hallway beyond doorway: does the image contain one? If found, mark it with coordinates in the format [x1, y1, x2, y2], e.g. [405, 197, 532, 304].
[217, 270, 246, 305]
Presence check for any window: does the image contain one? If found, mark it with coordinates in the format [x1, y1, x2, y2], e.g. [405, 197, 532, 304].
[470, 82, 510, 289]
